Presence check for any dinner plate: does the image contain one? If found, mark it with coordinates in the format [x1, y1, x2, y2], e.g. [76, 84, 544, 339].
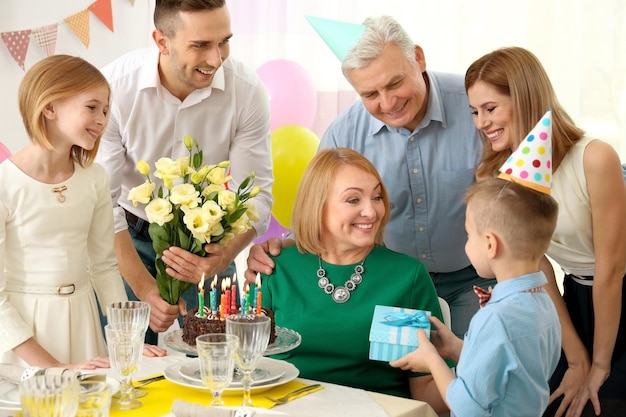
[0, 379, 20, 411]
[179, 358, 286, 387]
[0, 377, 120, 412]
[164, 357, 299, 396]
[164, 327, 302, 357]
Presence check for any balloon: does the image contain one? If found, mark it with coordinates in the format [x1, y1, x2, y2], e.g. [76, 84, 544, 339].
[0, 142, 11, 163]
[254, 215, 290, 244]
[257, 59, 317, 131]
[271, 125, 320, 228]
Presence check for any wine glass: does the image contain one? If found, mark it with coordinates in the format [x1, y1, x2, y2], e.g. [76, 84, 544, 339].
[19, 373, 79, 417]
[106, 301, 150, 399]
[226, 314, 270, 407]
[105, 322, 144, 410]
[196, 333, 239, 406]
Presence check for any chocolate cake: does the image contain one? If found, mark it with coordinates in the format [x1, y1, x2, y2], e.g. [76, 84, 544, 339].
[182, 307, 277, 346]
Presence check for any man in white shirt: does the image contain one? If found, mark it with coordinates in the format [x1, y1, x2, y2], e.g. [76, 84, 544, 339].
[96, 0, 273, 342]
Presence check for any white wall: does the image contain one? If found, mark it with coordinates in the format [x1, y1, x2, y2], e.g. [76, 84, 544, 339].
[1, 0, 625, 160]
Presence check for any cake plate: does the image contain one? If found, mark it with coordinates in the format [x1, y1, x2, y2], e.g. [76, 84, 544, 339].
[164, 327, 302, 357]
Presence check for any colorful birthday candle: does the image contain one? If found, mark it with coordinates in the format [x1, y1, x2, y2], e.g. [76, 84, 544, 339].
[198, 273, 205, 317]
[211, 275, 218, 314]
[231, 273, 237, 313]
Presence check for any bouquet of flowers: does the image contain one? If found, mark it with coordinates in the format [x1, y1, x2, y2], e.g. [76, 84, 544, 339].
[127, 135, 261, 304]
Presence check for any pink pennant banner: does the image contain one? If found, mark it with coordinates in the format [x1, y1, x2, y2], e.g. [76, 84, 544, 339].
[31, 24, 58, 57]
[89, 0, 114, 32]
[1, 30, 31, 70]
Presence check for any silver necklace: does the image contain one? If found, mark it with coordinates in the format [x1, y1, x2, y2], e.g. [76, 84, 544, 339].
[317, 256, 366, 304]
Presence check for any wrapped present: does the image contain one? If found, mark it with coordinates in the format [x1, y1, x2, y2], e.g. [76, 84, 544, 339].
[368, 305, 431, 361]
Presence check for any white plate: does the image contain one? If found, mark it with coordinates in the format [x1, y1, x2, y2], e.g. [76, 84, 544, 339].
[0, 379, 20, 411]
[164, 357, 298, 396]
[164, 327, 302, 357]
[179, 358, 286, 387]
[0, 377, 119, 412]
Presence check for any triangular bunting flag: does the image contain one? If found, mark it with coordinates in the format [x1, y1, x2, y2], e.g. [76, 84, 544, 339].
[89, 0, 114, 32]
[64, 9, 91, 48]
[305, 16, 365, 62]
[1, 30, 32, 70]
[129, 0, 136, 5]
[498, 110, 553, 194]
[32, 24, 58, 57]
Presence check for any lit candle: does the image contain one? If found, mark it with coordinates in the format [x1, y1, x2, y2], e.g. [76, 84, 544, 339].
[220, 279, 226, 319]
[211, 275, 218, 314]
[198, 273, 205, 318]
[209, 279, 216, 313]
[253, 273, 260, 312]
[224, 277, 231, 316]
[256, 278, 262, 316]
[245, 283, 251, 315]
[230, 273, 237, 314]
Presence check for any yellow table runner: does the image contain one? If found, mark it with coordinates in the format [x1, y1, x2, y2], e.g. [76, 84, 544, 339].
[109, 378, 323, 416]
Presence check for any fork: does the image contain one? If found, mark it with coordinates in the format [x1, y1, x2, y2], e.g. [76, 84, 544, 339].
[263, 383, 321, 404]
[134, 374, 165, 388]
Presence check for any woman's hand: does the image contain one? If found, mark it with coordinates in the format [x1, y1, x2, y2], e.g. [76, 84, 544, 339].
[142, 344, 167, 357]
[564, 364, 610, 417]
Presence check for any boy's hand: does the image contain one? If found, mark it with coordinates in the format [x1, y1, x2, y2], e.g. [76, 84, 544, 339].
[429, 316, 463, 362]
[389, 329, 439, 373]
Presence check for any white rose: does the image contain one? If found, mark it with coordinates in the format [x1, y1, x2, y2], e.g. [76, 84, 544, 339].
[145, 198, 174, 226]
[169, 183, 200, 208]
[127, 180, 155, 207]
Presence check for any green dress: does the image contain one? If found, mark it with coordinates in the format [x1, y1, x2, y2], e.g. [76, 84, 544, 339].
[261, 244, 443, 398]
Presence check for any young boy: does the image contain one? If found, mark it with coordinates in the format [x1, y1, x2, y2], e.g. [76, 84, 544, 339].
[391, 177, 562, 416]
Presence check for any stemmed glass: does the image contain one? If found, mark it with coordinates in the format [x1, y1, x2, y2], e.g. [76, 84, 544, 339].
[226, 314, 270, 407]
[105, 322, 145, 410]
[196, 334, 239, 406]
[106, 301, 150, 399]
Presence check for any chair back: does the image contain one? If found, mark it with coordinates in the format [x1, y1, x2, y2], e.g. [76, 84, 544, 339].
[438, 297, 452, 328]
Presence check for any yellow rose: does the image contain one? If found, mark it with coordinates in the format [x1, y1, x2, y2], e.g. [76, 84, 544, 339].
[201, 200, 225, 225]
[207, 167, 228, 185]
[154, 157, 183, 183]
[249, 186, 261, 198]
[136, 160, 151, 176]
[218, 189, 237, 211]
[201, 183, 225, 198]
[244, 201, 259, 222]
[191, 165, 210, 184]
[177, 156, 191, 177]
[181, 206, 210, 243]
[230, 213, 252, 235]
[145, 198, 174, 226]
[169, 183, 200, 208]
[183, 134, 193, 151]
[127, 180, 155, 207]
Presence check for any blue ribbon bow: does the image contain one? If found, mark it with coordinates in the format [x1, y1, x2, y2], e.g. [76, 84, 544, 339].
[382, 311, 430, 328]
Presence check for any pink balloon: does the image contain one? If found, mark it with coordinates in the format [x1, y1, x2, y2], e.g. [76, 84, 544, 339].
[254, 215, 290, 244]
[0, 142, 11, 163]
[257, 59, 317, 131]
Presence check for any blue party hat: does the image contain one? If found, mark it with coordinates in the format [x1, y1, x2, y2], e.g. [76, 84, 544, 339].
[305, 16, 365, 62]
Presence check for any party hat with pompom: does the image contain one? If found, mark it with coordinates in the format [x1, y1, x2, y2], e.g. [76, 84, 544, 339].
[305, 16, 365, 62]
[498, 110, 553, 194]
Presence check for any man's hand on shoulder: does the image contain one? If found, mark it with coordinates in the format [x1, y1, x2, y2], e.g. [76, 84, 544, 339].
[244, 237, 291, 283]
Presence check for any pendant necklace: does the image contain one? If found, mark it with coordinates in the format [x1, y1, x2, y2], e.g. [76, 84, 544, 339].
[52, 185, 67, 203]
[317, 251, 369, 304]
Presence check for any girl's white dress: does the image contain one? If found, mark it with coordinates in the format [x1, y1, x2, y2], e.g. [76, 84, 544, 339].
[0, 159, 126, 365]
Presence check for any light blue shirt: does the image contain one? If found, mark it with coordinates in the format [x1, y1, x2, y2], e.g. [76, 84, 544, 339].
[447, 272, 562, 416]
[320, 71, 482, 272]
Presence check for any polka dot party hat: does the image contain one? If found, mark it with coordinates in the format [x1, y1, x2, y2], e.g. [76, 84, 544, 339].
[498, 110, 553, 194]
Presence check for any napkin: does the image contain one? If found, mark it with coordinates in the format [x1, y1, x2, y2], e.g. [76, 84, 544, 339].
[110, 378, 322, 417]
[0, 364, 25, 384]
[0, 364, 105, 384]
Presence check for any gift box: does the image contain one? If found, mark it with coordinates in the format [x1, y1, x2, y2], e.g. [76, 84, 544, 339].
[368, 305, 431, 361]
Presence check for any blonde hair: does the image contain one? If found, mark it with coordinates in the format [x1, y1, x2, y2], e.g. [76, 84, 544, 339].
[292, 148, 391, 255]
[18, 55, 110, 168]
[465, 178, 558, 260]
[464, 47, 584, 178]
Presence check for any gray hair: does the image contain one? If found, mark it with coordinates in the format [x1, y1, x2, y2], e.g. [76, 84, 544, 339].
[341, 16, 416, 82]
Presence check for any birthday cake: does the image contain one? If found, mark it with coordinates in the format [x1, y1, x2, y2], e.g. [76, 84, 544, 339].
[182, 307, 277, 346]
